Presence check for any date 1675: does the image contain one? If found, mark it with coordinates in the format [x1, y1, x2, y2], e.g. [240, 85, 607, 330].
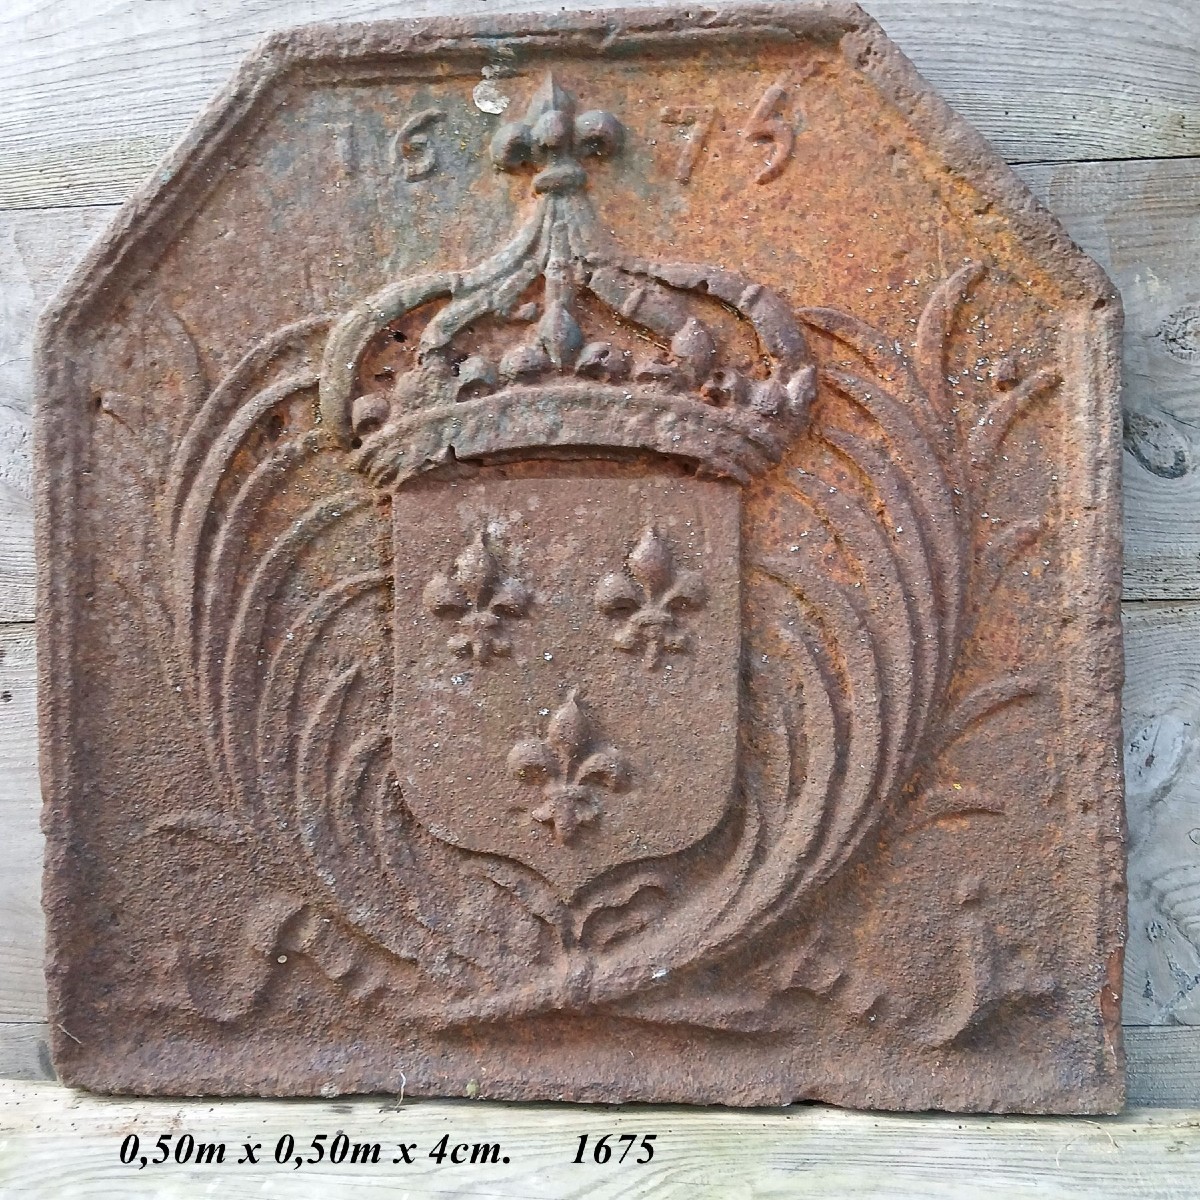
[572, 1133, 657, 1164]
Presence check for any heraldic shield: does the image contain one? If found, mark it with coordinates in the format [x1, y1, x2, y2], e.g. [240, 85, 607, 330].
[309, 75, 824, 916]
[393, 472, 741, 896]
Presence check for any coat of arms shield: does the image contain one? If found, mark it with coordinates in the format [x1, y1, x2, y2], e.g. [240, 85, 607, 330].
[393, 469, 740, 895]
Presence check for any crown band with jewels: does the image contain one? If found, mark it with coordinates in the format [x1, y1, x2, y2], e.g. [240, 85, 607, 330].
[318, 74, 817, 486]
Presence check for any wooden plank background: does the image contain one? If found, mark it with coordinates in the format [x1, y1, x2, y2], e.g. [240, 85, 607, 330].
[2, 0, 1199, 1190]
[4, 1083, 1200, 1198]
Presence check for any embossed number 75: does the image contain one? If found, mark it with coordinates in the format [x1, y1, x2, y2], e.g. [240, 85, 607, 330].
[660, 76, 800, 186]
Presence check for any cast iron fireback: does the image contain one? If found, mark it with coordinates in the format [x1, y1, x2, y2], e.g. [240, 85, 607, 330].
[37, 3, 1125, 1112]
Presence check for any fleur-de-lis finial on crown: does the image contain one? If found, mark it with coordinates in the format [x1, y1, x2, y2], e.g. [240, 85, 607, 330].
[490, 73, 624, 194]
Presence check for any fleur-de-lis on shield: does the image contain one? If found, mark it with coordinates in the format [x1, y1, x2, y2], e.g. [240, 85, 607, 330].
[594, 527, 707, 668]
[423, 532, 531, 663]
[507, 690, 632, 843]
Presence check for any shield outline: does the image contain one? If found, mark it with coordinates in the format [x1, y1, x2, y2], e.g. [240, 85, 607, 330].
[388, 461, 743, 898]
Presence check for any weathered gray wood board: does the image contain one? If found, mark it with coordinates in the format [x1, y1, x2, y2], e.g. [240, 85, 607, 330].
[1123, 605, 1200, 1025]
[1019, 159, 1200, 602]
[0, 207, 114, 623]
[2, 0, 1200, 1185]
[1, 1083, 1198, 1199]
[0, 626, 41, 1027]
[1125, 1026, 1200, 1108]
[0, 1022, 51, 1084]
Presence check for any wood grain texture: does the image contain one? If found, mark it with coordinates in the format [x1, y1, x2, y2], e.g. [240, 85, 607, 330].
[1126, 1026, 1200, 1108]
[1018, 159, 1200, 601]
[1, 0, 1198, 209]
[1123, 604, 1200, 1025]
[0, 625, 44, 1024]
[0, 206, 115, 623]
[0, 1082, 1198, 1198]
[0, 1023, 53, 1083]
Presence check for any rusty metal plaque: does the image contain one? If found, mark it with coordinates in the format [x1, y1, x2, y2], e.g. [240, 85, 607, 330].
[37, 3, 1126, 1112]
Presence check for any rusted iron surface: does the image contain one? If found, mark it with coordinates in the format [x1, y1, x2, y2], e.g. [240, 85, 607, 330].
[36, 3, 1125, 1112]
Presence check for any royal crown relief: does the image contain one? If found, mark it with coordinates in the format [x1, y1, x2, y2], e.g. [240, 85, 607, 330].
[123, 74, 1062, 1041]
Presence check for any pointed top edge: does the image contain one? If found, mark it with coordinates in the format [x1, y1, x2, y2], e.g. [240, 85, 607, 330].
[526, 71, 575, 120]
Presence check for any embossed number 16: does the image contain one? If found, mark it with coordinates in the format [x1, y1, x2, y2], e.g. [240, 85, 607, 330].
[572, 1133, 657, 1164]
